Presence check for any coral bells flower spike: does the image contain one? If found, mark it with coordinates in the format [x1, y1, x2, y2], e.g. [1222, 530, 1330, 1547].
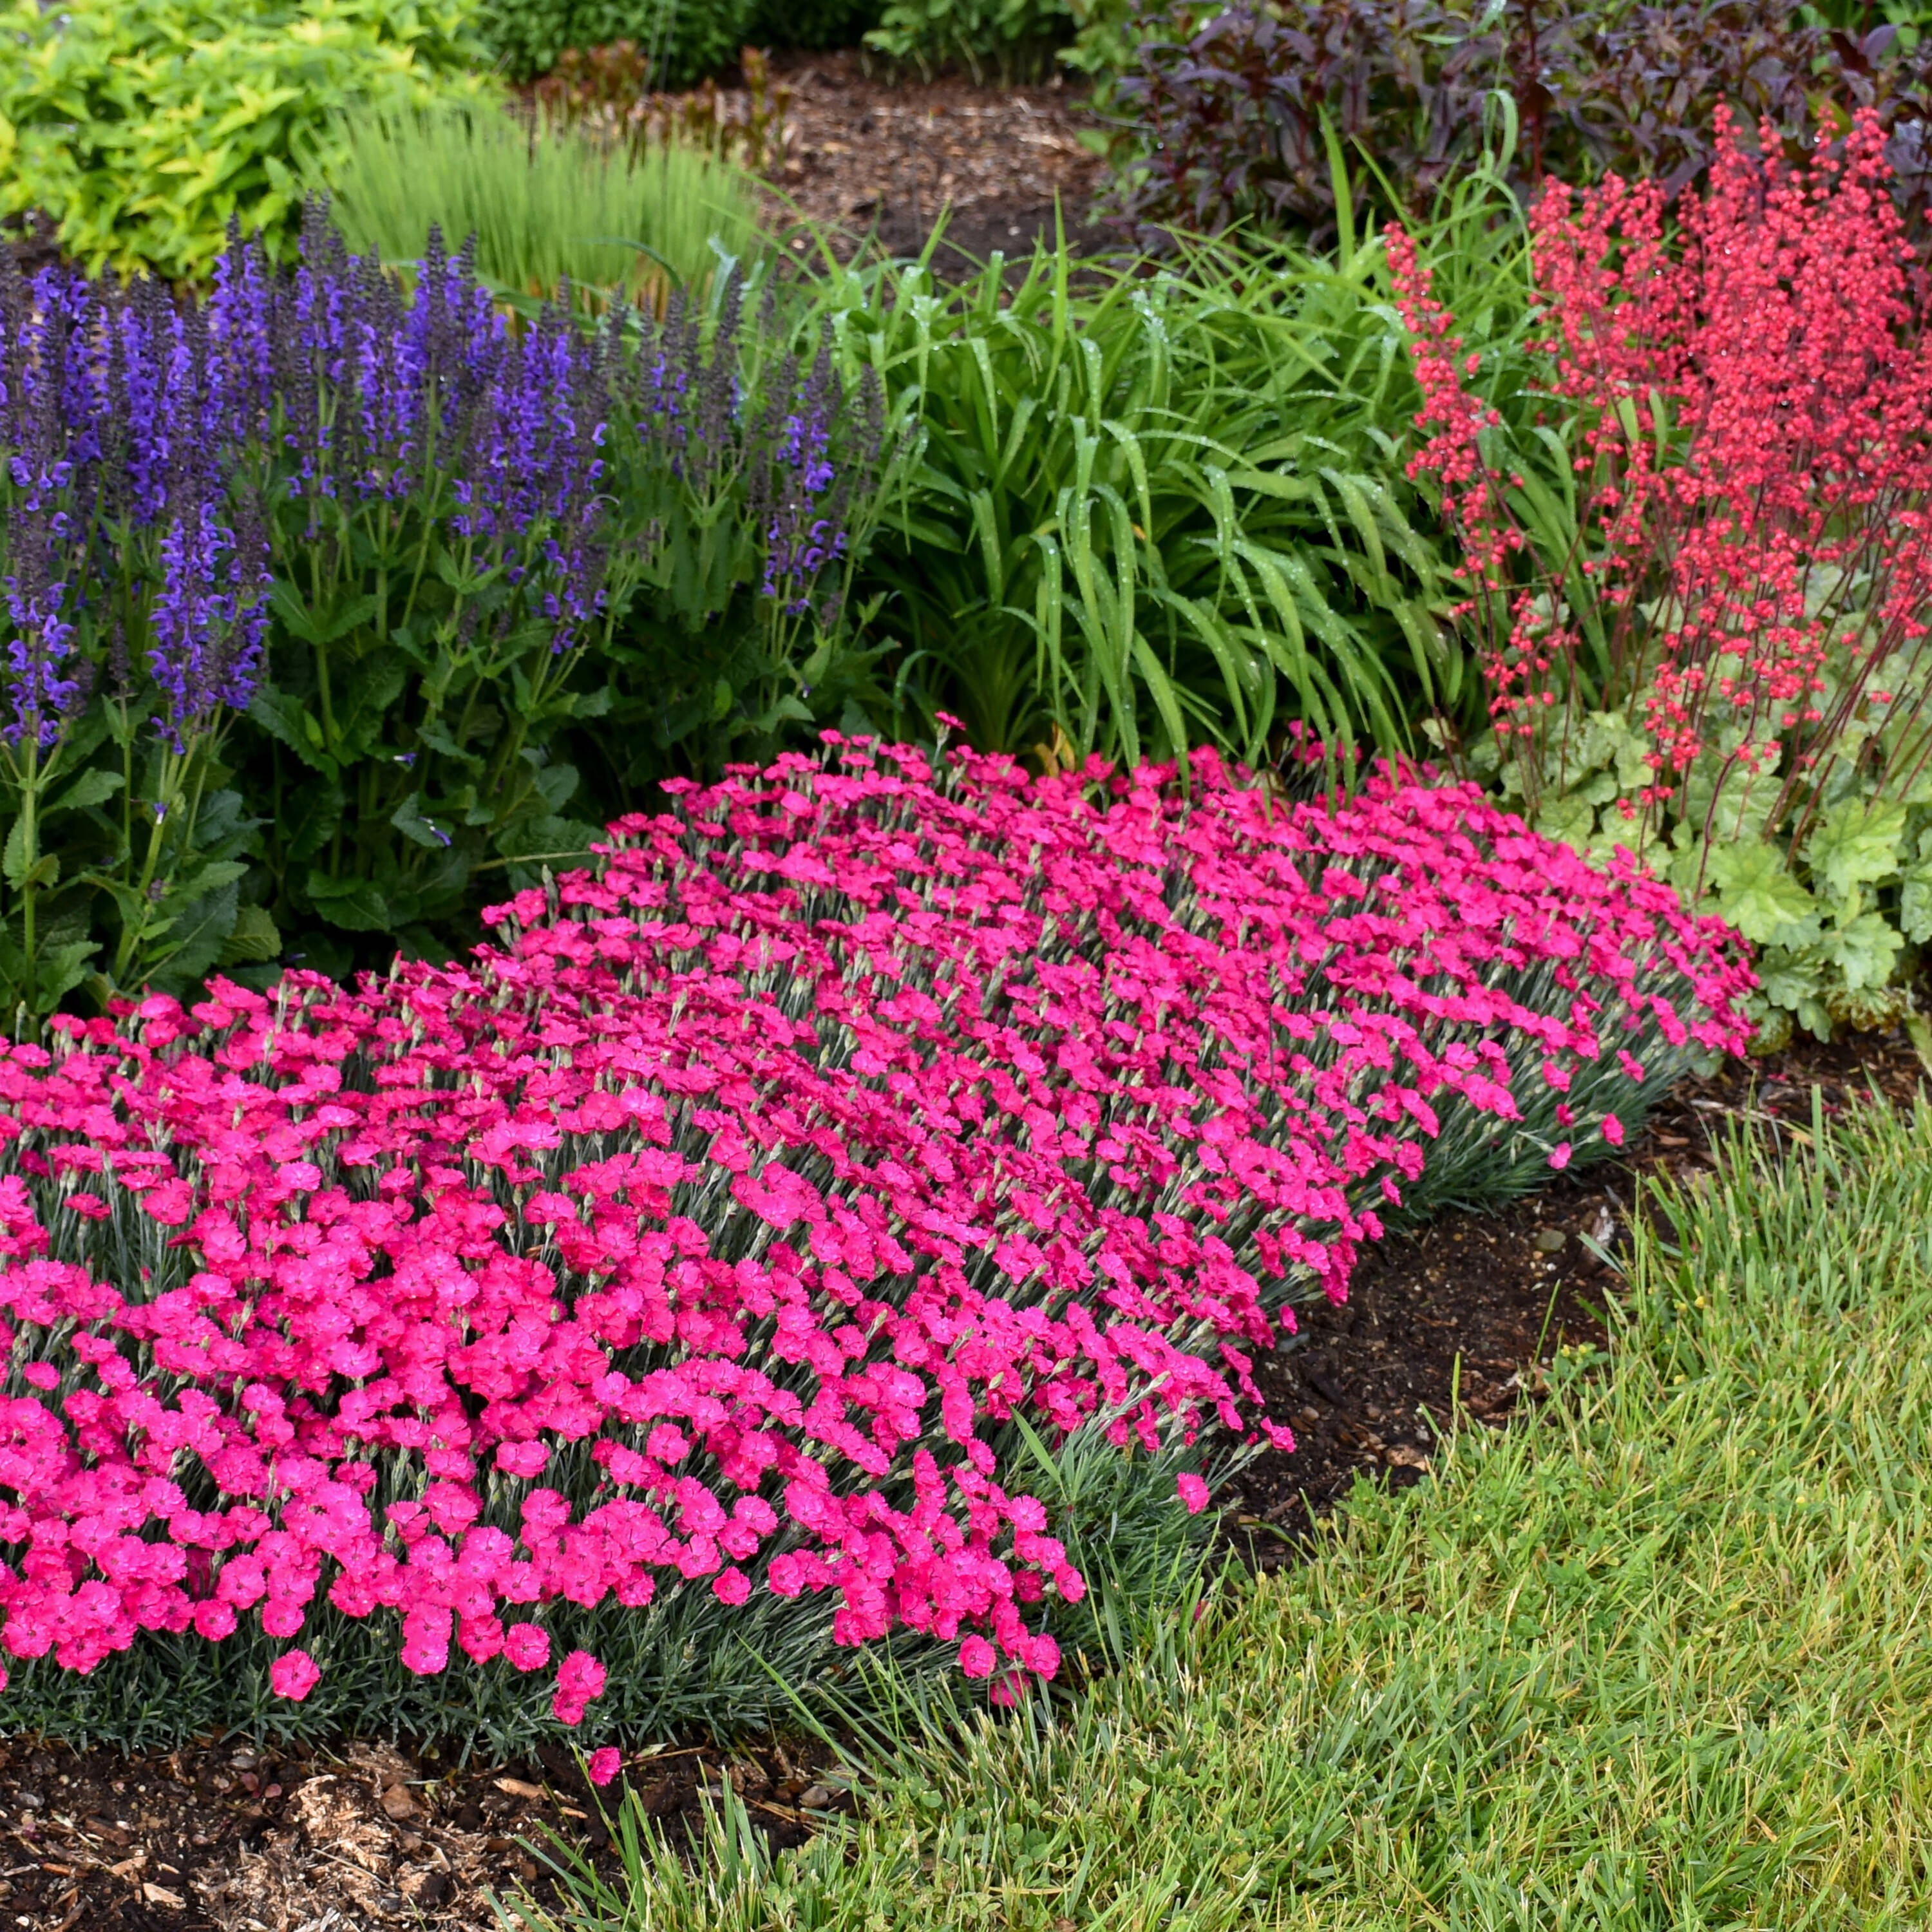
[0, 737, 1747, 1709]
[1391, 106, 1932, 853]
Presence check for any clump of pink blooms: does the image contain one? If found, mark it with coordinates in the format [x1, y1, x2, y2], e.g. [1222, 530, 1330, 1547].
[0, 737, 1748, 1719]
[1388, 104, 1932, 828]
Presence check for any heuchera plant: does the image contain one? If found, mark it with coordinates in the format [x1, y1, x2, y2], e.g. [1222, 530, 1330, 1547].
[0, 737, 1747, 1723]
[1390, 106, 1932, 1043]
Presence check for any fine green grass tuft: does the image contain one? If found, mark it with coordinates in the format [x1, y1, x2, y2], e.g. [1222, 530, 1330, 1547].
[520, 1092, 1932, 1929]
[318, 102, 763, 308]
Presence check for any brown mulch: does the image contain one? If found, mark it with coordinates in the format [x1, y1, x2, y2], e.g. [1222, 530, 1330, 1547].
[0, 1023, 1920, 1929]
[1227, 1020, 1932, 1562]
[0, 1730, 847, 1931]
[764, 51, 1112, 270]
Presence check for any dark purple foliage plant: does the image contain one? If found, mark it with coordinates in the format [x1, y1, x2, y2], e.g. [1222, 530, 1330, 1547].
[1110, 0, 1932, 250]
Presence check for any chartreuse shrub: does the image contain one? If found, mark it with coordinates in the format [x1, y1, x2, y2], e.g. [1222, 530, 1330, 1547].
[0, 737, 1747, 1748]
[320, 100, 762, 309]
[1392, 109, 1932, 1043]
[524, 1093, 1932, 1928]
[0, 0, 492, 283]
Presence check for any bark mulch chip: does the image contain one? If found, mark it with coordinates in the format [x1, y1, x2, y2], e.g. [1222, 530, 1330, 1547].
[764, 51, 1112, 270]
[0, 1731, 847, 1929]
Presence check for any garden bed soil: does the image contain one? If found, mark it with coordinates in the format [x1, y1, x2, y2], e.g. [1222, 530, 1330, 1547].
[764, 52, 1112, 270]
[1228, 1020, 1931, 1555]
[0, 1729, 846, 1931]
[0, 1021, 1921, 1931]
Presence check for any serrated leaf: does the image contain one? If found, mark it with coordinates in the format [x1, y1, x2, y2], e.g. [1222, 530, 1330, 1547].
[28, 938, 99, 1016]
[2, 815, 33, 891]
[1902, 864, 1932, 944]
[304, 872, 391, 933]
[48, 768, 123, 815]
[248, 681, 336, 777]
[1818, 909, 1906, 993]
[1705, 840, 1817, 945]
[282, 779, 343, 866]
[533, 762, 580, 814]
[390, 793, 452, 851]
[220, 904, 281, 965]
[148, 881, 240, 992]
[1805, 798, 1908, 901]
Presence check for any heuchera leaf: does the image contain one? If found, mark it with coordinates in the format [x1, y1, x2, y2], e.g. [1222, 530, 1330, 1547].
[1804, 798, 1908, 902]
[1705, 840, 1817, 945]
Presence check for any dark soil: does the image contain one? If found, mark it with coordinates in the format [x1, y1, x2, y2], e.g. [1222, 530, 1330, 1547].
[0, 1023, 1920, 1928]
[0, 1728, 846, 1930]
[765, 51, 1113, 271]
[1228, 1021, 1931, 1562]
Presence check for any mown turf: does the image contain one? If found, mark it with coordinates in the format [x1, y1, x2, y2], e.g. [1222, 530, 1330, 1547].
[522, 1093, 1932, 1931]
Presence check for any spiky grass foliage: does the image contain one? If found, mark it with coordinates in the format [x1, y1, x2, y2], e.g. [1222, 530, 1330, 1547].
[518, 1091, 1932, 1929]
[823, 152, 1543, 772]
[318, 100, 762, 310]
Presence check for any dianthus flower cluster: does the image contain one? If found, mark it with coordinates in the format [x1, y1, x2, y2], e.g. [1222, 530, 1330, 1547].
[0, 739, 1748, 1718]
[1390, 105, 1932, 825]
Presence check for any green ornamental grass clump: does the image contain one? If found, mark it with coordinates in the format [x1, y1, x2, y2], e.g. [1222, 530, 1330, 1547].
[321, 101, 764, 308]
[837, 167, 1540, 772]
[0, 0, 493, 284]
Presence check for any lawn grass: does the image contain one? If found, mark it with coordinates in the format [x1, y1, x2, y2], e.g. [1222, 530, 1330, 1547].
[519, 1091, 1932, 1930]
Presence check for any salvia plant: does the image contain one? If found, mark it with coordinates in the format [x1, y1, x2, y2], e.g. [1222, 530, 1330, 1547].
[0, 735, 1748, 1741]
[0, 210, 894, 1008]
[1391, 105, 1932, 1044]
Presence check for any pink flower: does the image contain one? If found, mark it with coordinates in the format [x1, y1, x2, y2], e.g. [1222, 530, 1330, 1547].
[1548, 1142, 1573, 1171]
[504, 1623, 551, 1673]
[587, 1747, 622, 1787]
[1602, 1113, 1625, 1146]
[269, 1649, 321, 1702]
[0, 731, 1748, 1712]
[553, 1650, 607, 1726]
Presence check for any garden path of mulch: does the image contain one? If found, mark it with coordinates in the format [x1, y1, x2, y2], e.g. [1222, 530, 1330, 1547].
[0, 1021, 1923, 1932]
[764, 52, 1112, 270]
